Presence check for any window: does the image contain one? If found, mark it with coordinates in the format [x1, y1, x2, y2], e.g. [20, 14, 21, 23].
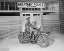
[9, 2, 15, 10]
[0, 2, 1, 10]
[38, 14, 40, 16]
[23, 14, 25, 16]
[37, 8, 40, 11]
[23, 14, 30, 16]
[43, 8, 45, 10]
[26, 8, 28, 11]
[33, 14, 40, 16]
[0, 12, 20, 16]
[33, 14, 37, 16]
[26, 14, 30, 16]
[22, 8, 41, 11]
[32, 8, 34, 11]
[5, 2, 8, 10]
[22, 8, 29, 11]
[16, 2, 19, 10]
[12, 2, 15, 10]
[35, 8, 37, 11]
[43, 12, 56, 15]
[22, 8, 25, 11]
[29, 8, 31, 11]
[1, 2, 4, 10]
[0, 1, 19, 10]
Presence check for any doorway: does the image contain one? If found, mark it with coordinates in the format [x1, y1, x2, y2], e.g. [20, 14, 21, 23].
[21, 13, 41, 32]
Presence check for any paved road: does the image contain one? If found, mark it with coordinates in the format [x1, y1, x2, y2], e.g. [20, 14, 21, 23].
[0, 33, 64, 51]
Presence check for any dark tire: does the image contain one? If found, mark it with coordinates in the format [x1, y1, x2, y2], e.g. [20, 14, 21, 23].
[31, 40, 37, 44]
[37, 34, 49, 48]
[19, 32, 25, 44]
[19, 38, 26, 44]
[18, 32, 23, 39]
[48, 37, 54, 46]
[19, 35, 30, 44]
[18, 32, 27, 44]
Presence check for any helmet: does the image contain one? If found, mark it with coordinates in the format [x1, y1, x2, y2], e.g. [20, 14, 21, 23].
[26, 17, 30, 20]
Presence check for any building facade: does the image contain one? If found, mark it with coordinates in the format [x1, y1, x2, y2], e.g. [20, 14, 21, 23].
[0, 1, 59, 38]
[17, 1, 59, 32]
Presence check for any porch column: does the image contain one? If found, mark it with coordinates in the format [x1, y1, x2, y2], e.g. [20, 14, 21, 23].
[41, 8, 43, 31]
[19, 8, 23, 32]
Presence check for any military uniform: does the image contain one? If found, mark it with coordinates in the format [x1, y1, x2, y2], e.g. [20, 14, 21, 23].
[25, 21, 32, 30]
[25, 17, 32, 37]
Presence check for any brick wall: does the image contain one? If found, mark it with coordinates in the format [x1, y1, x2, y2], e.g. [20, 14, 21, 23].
[59, 0, 64, 34]
[0, 16, 21, 40]
[42, 13, 60, 33]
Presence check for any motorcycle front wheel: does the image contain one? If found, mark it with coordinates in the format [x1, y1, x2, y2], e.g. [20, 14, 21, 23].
[37, 34, 49, 48]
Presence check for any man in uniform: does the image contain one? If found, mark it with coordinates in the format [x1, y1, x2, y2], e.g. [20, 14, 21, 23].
[30, 21, 38, 43]
[25, 17, 33, 37]
[25, 17, 32, 30]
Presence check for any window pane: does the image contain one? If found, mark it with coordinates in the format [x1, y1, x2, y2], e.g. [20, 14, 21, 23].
[1, 2, 4, 10]
[43, 8, 45, 10]
[1, 2, 4, 6]
[33, 14, 37, 16]
[9, 5, 12, 10]
[45, 7, 48, 10]
[29, 8, 31, 10]
[38, 14, 40, 16]
[8, 2, 15, 10]
[5, 2, 8, 10]
[26, 14, 30, 16]
[35, 8, 37, 11]
[0, 12, 20, 16]
[12, 2, 15, 10]
[32, 8, 34, 10]
[35, 14, 37, 16]
[22, 8, 25, 11]
[12, 2, 15, 5]
[23, 14, 25, 16]
[33, 14, 35, 16]
[1, 6, 4, 10]
[16, 7, 19, 10]
[26, 8, 28, 11]
[16, 2, 19, 10]
[38, 8, 40, 10]
[5, 6, 8, 10]
[12, 6, 15, 10]
[0, 2, 1, 10]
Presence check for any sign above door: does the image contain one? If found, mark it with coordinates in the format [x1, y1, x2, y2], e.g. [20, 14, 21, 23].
[17, 2, 45, 8]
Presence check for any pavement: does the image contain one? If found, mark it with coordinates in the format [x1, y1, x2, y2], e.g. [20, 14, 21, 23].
[0, 33, 64, 51]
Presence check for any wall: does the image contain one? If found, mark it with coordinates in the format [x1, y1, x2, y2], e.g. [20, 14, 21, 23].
[59, 0, 64, 34]
[0, 16, 21, 39]
[42, 13, 60, 33]
[0, 12, 60, 40]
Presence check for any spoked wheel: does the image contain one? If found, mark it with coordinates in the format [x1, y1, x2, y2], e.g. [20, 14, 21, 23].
[18, 32, 26, 44]
[31, 39, 37, 44]
[19, 37, 26, 44]
[37, 34, 49, 48]
[30, 36, 37, 44]
[48, 36, 54, 46]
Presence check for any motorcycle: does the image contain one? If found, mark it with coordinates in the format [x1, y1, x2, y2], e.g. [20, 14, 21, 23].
[18, 27, 54, 47]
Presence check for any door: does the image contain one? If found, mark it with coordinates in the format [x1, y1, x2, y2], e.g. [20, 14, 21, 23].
[32, 13, 41, 28]
[21, 13, 32, 32]
[21, 13, 41, 32]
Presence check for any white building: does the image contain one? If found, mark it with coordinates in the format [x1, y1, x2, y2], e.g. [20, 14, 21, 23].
[0, 1, 60, 38]
[48, 2, 59, 11]
[17, 1, 59, 32]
